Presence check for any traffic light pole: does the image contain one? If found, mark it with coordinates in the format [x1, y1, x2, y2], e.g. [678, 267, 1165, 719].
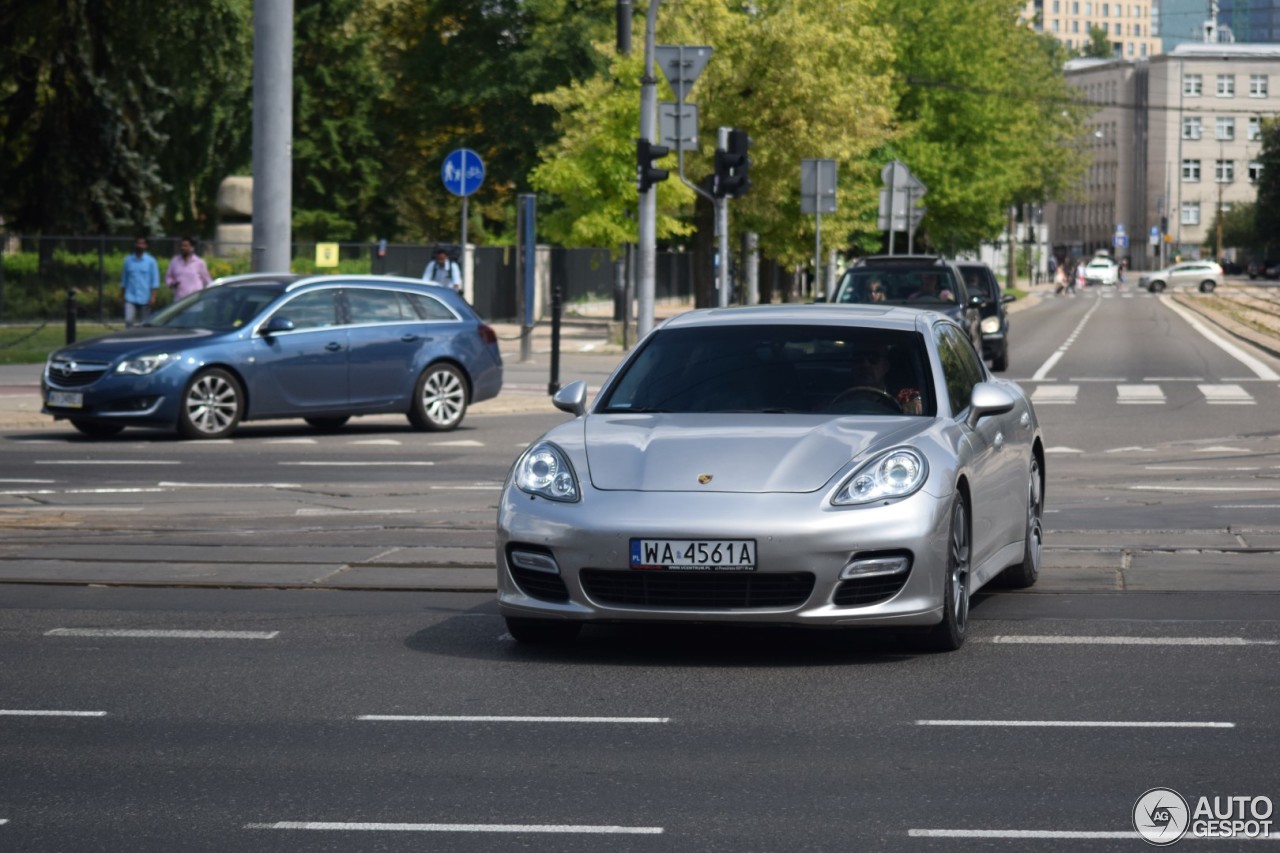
[636, 0, 659, 340]
[716, 127, 729, 307]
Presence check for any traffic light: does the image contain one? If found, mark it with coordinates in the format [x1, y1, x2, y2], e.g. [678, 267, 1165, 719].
[712, 129, 751, 198]
[636, 138, 670, 193]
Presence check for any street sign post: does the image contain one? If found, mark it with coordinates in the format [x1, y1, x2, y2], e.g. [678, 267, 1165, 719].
[878, 161, 926, 254]
[441, 149, 485, 297]
[801, 159, 838, 300]
[659, 102, 698, 151]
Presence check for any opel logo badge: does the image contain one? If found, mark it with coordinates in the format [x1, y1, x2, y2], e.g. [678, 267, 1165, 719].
[698, 474, 713, 485]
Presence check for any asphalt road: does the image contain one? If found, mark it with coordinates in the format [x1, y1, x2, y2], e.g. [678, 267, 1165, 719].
[1, 284, 1279, 850]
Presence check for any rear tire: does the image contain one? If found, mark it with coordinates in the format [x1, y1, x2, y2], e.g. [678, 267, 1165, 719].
[177, 368, 244, 439]
[408, 363, 467, 431]
[69, 420, 124, 438]
[505, 617, 582, 644]
[998, 456, 1043, 589]
[920, 493, 971, 652]
[1148, 281, 1166, 293]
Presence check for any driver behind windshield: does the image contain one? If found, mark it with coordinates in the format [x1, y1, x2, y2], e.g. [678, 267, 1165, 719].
[846, 343, 923, 414]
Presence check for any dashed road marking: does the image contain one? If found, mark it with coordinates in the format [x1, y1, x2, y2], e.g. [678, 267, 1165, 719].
[0, 710, 107, 717]
[982, 635, 1278, 646]
[245, 822, 664, 835]
[916, 720, 1234, 728]
[358, 715, 670, 723]
[46, 628, 279, 640]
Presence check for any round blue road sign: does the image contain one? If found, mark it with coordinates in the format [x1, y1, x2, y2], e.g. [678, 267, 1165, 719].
[442, 149, 485, 197]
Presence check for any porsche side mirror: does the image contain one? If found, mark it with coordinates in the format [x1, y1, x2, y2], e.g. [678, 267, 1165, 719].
[553, 380, 588, 417]
[966, 381, 1016, 428]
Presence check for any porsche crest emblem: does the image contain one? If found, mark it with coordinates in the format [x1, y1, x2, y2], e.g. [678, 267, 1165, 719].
[697, 474, 713, 485]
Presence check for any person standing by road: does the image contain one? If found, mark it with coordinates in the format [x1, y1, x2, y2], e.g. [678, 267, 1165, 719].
[166, 237, 212, 300]
[422, 247, 462, 293]
[120, 236, 160, 326]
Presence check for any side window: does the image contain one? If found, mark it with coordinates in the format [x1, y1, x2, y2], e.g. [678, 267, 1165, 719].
[935, 324, 984, 416]
[270, 291, 337, 330]
[346, 288, 409, 324]
[406, 292, 458, 321]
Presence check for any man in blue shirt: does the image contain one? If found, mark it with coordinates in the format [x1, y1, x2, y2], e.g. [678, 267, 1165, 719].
[121, 236, 160, 326]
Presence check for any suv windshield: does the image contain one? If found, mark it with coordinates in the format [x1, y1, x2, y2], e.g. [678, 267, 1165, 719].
[834, 267, 963, 306]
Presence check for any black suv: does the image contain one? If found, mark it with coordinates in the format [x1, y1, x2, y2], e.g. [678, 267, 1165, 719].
[830, 255, 983, 354]
[956, 262, 1015, 372]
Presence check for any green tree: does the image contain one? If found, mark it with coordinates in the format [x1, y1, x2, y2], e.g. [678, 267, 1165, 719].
[1202, 201, 1257, 258]
[292, 0, 393, 241]
[881, 0, 1089, 253]
[1253, 120, 1280, 260]
[379, 0, 613, 243]
[1083, 25, 1113, 58]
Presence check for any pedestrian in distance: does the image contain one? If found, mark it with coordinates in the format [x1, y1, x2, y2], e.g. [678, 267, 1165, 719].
[120, 235, 160, 327]
[422, 247, 462, 293]
[166, 237, 212, 300]
[1053, 263, 1066, 295]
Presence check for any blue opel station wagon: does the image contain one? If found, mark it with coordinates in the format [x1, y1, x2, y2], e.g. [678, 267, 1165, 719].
[41, 274, 504, 439]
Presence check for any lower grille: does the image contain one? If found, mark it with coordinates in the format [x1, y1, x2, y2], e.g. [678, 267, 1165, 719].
[510, 566, 570, 602]
[580, 569, 814, 609]
[833, 574, 909, 606]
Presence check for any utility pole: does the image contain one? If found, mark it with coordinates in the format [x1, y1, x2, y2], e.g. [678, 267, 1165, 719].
[1216, 139, 1225, 261]
[636, 1, 659, 339]
[252, 0, 293, 273]
[1006, 206, 1017, 289]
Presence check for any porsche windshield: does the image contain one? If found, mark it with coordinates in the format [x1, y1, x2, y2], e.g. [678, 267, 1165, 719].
[600, 324, 935, 416]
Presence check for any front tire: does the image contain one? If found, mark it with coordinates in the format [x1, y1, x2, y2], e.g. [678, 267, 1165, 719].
[1199, 280, 1216, 293]
[1148, 280, 1166, 293]
[922, 493, 971, 652]
[69, 420, 124, 438]
[505, 617, 582, 644]
[178, 368, 244, 439]
[408, 363, 467, 431]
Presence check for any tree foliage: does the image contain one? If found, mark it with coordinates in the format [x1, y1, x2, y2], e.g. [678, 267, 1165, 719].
[1253, 120, 1280, 260]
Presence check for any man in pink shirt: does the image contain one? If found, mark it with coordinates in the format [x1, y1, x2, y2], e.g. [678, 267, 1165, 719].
[166, 237, 213, 299]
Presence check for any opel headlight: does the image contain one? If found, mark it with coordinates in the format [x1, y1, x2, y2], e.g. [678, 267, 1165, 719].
[832, 448, 928, 506]
[980, 316, 1001, 335]
[515, 441, 580, 502]
[115, 353, 174, 375]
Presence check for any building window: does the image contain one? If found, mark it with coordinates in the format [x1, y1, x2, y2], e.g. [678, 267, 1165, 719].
[1103, 2, 1109, 14]
[1127, 42, 1134, 56]
[1072, 20, 1079, 32]
[1215, 117, 1235, 140]
[1250, 75, 1268, 97]
[1052, 19, 1059, 31]
[1182, 159, 1201, 182]
[1217, 74, 1235, 97]
[1181, 202, 1200, 225]
[1215, 160, 1234, 183]
[1140, 43, 1147, 57]
[1085, 1, 1092, 12]
[1183, 116, 1202, 140]
[1184, 74, 1202, 96]
[1249, 117, 1262, 141]
[1072, 1, 1079, 12]
[1053, 0, 1060, 10]
[1249, 161, 1263, 183]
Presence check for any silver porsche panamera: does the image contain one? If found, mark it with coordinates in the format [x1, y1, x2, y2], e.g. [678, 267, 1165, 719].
[496, 305, 1044, 651]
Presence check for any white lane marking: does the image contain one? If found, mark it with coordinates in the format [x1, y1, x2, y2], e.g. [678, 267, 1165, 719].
[278, 461, 436, 467]
[1146, 465, 1259, 471]
[34, 460, 180, 465]
[916, 720, 1234, 728]
[1128, 486, 1280, 492]
[1216, 504, 1280, 509]
[158, 482, 302, 489]
[430, 440, 485, 447]
[296, 508, 417, 515]
[46, 628, 279, 640]
[0, 710, 107, 717]
[358, 715, 669, 723]
[0, 490, 56, 495]
[1031, 385, 1079, 404]
[1162, 297, 1280, 380]
[1107, 446, 1156, 453]
[1032, 296, 1104, 381]
[1197, 445, 1251, 452]
[349, 439, 402, 445]
[1046, 446, 1085, 454]
[246, 822, 664, 834]
[983, 635, 1279, 646]
[1, 488, 166, 495]
[1200, 383, 1255, 404]
[429, 485, 500, 491]
[265, 438, 317, 444]
[1117, 384, 1165, 404]
[1144, 376, 1204, 381]
[911, 830, 1141, 839]
[0, 479, 55, 483]
[1069, 377, 1127, 382]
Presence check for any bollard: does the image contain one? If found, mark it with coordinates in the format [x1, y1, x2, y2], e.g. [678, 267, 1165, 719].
[548, 283, 562, 395]
[65, 288, 77, 344]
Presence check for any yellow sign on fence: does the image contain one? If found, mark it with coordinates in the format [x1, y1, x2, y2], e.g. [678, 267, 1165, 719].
[315, 243, 339, 267]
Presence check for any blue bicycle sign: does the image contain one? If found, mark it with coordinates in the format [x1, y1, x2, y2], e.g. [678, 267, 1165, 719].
[442, 149, 485, 197]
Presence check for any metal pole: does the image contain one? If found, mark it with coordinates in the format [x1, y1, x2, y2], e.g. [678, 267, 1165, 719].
[744, 231, 759, 305]
[814, 210, 821, 301]
[548, 283, 562, 395]
[1007, 206, 1017, 289]
[460, 195, 469, 296]
[906, 186, 915, 254]
[252, 0, 294, 273]
[886, 164, 897, 255]
[716, 127, 730, 307]
[636, 0, 659, 338]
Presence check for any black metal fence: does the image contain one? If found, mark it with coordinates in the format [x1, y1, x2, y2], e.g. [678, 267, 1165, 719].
[0, 235, 695, 324]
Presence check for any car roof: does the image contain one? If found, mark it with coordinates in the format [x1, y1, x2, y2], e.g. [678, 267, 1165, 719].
[658, 304, 939, 334]
[854, 254, 955, 268]
[210, 273, 304, 288]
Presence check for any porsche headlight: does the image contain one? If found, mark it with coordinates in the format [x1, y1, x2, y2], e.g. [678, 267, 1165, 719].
[832, 448, 928, 506]
[980, 316, 1002, 335]
[515, 441, 580, 502]
[115, 353, 174, 375]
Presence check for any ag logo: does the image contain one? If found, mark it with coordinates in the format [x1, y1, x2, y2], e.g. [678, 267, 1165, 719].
[1134, 787, 1190, 845]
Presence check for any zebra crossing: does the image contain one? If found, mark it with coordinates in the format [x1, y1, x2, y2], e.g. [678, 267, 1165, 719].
[1027, 381, 1272, 406]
